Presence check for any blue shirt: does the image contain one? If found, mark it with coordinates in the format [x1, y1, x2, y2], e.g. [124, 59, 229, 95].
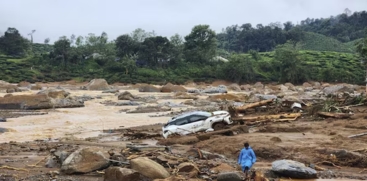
[238, 146, 257, 171]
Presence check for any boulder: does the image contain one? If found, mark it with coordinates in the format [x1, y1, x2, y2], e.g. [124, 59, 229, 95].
[255, 94, 277, 100]
[130, 157, 170, 179]
[254, 82, 264, 89]
[18, 81, 31, 88]
[139, 85, 161, 92]
[31, 84, 43, 90]
[240, 84, 252, 91]
[0, 117, 6, 122]
[302, 82, 312, 88]
[228, 84, 241, 92]
[312, 82, 322, 89]
[84, 79, 110, 90]
[61, 147, 110, 174]
[161, 83, 187, 93]
[0, 80, 18, 92]
[102, 89, 119, 94]
[323, 84, 354, 95]
[104, 167, 140, 181]
[0, 128, 10, 133]
[272, 160, 317, 179]
[279, 85, 289, 92]
[37, 88, 70, 99]
[202, 85, 228, 94]
[284, 83, 296, 91]
[18, 87, 30, 92]
[51, 97, 84, 108]
[0, 94, 52, 109]
[118, 91, 136, 100]
[217, 171, 244, 181]
[176, 162, 200, 178]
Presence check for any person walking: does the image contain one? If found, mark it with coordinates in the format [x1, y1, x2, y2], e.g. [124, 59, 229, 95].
[238, 142, 257, 178]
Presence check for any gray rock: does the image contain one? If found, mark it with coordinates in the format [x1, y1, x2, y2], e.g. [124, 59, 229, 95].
[54, 150, 69, 164]
[272, 160, 317, 179]
[323, 85, 354, 95]
[203, 85, 228, 94]
[75, 95, 94, 102]
[0, 117, 6, 122]
[52, 97, 84, 108]
[130, 157, 170, 179]
[0, 127, 9, 133]
[115, 101, 140, 106]
[45, 156, 58, 168]
[217, 171, 244, 181]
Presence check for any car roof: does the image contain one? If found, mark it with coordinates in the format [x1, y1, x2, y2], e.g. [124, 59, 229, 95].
[168, 111, 211, 122]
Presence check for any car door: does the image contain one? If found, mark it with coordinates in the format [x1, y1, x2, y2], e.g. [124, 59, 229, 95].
[186, 115, 209, 133]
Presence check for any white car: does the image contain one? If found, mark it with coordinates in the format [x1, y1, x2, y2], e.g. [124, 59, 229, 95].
[162, 110, 233, 139]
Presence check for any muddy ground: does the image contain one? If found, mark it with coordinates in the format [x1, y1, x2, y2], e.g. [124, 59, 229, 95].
[1, 81, 367, 180]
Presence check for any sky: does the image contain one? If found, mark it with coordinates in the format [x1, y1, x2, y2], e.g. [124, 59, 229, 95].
[0, 0, 366, 44]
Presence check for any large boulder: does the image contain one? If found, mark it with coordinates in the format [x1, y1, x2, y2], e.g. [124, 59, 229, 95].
[83, 79, 110, 90]
[253, 82, 264, 89]
[104, 167, 140, 181]
[161, 83, 187, 93]
[118, 91, 136, 100]
[37, 88, 70, 99]
[272, 160, 317, 179]
[18, 81, 31, 88]
[51, 97, 85, 108]
[61, 147, 110, 174]
[227, 84, 241, 92]
[130, 157, 170, 179]
[139, 85, 161, 92]
[176, 162, 200, 178]
[0, 94, 52, 109]
[202, 85, 228, 94]
[323, 84, 354, 95]
[31, 84, 43, 90]
[284, 83, 296, 91]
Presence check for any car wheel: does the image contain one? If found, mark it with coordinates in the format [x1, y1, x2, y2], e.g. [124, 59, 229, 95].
[212, 122, 226, 131]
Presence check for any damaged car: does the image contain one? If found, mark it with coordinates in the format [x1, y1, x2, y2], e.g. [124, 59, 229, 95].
[162, 110, 233, 139]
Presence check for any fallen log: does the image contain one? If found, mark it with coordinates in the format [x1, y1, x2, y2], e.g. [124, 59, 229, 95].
[317, 112, 352, 119]
[348, 132, 367, 138]
[232, 113, 301, 122]
[236, 99, 274, 112]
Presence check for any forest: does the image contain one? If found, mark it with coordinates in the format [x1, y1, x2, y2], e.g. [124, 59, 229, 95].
[0, 10, 367, 85]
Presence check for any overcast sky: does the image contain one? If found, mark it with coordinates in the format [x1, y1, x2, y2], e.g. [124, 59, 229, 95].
[0, 0, 366, 44]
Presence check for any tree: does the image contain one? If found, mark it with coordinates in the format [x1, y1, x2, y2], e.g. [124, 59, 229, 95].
[184, 25, 217, 63]
[44, 38, 50, 44]
[169, 34, 184, 65]
[139, 36, 173, 67]
[115, 34, 138, 58]
[130, 28, 155, 42]
[53, 37, 71, 68]
[220, 54, 255, 83]
[283, 21, 294, 31]
[0, 27, 30, 56]
[287, 27, 305, 48]
[356, 33, 367, 92]
[274, 46, 307, 84]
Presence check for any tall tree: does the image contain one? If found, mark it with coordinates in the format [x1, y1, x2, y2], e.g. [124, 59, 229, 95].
[130, 28, 155, 42]
[115, 34, 138, 58]
[44, 38, 50, 44]
[184, 25, 217, 63]
[287, 27, 305, 48]
[0, 28, 30, 56]
[139, 36, 172, 67]
[53, 37, 71, 68]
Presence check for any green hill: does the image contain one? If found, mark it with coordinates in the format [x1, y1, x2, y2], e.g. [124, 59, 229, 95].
[284, 32, 355, 53]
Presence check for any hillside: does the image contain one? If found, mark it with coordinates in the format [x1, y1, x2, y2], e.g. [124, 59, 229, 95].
[296, 32, 355, 53]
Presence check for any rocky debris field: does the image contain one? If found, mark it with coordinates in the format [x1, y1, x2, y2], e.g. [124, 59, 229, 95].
[1, 79, 367, 180]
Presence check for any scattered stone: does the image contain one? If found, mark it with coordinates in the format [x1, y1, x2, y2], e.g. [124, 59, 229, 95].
[45, 156, 58, 168]
[0, 127, 9, 133]
[272, 160, 317, 179]
[31, 84, 43, 90]
[240, 84, 252, 91]
[54, 150, 70, 164]
[173, 92, 198, 99]
[37, 88, 70, 99]
[255, 94, 277, 100]
[0, 80, 18, 92]
[82, 79, 110, 90]
[102, 89, 119, 93]
[254, 82, 264, 89]
[104, 167, 140, 181]
[203, 85, 228, 94]
[18, 87, 30, 92]
[303, 82, 312, 88]
[17, 81, 31, 88]
[323, 84, 354, 95]
[284, 83, 296, 91]
[51, 97, 85, 108]
[161, 83, 187, 93]
[279, 85, 289, 92]
[61, 147, 110, 174]
[130, 157, 170, 179]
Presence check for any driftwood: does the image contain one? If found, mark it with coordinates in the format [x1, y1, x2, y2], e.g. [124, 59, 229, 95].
[317, 112, 352, 119]
[232, 113, 301, 122]
[236, 99, 274, 112]
[0, 165, 29, 172]
[348, 132, 367, 138]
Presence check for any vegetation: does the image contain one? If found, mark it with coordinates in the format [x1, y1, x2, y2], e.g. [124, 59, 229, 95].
[0, 10, 366, 85]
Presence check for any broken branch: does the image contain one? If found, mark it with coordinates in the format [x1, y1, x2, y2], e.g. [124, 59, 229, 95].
[232, 113, 301, 122]
[236, 99, 274, 112]
[0, 166, 29, 172]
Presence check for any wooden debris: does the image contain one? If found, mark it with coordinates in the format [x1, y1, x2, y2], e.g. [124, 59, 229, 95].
[348, 132, 367, 138]
[236, 99, 274, 112]
[316, 161, 342, 169]
[317, 112, 352, 119]
[0, 166, 29, 172]
[232, 113, 301, 122]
